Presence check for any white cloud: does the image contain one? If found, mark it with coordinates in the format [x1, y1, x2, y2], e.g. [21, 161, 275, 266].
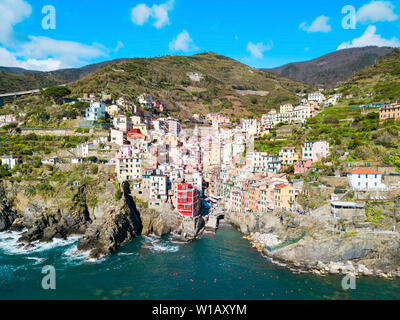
[114, 41, 124, 53]
[131, 4, 152, 26]
[131, 0, 174, 29]
[0, 36, 107, 71]
[0, 0, 31, 46]
[0, 1, 108, 71]
[357, 1, 398, 24]
[0, 47, 63, 71]
[337, 25, 400, 50]
[246, 41, 273, 59]
[168, 30, 199, 52]
[299, 15, 332, 33]
[0, 47, 19, 66]
[20, 58, 64, 71]
[17, 36, 106, 68]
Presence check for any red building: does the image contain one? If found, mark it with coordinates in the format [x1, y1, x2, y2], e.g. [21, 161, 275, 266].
[176, 183, 200, 217]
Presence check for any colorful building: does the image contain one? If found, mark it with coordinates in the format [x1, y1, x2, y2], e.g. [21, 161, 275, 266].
[176, 183, 200, 217]
[379, 103, 400, 122]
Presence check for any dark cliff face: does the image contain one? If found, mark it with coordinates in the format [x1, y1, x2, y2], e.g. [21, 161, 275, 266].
[77, 182, 143, 259]
[17, 188, 92, 243]
[0, 185, 19, 232]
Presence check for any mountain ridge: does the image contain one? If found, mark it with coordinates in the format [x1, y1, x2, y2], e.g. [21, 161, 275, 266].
[262, 46, 394, 88]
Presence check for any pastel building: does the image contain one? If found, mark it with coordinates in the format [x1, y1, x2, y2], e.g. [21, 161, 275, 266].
[85, 101, 106, 121]
[347, 168, 386, 191]
[379, 103, 400, 122]
[294, 159, 313, 174]
[279, 147, 299, 165]
[113, 115, 132, 132]
[302, 141, 330, 162]
[273, 184, 299, 211]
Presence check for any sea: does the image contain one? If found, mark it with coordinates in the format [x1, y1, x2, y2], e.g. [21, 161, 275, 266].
[0, 225, 400, 300]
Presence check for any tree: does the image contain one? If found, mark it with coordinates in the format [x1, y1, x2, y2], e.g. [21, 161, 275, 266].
[42, 86, 72, 105]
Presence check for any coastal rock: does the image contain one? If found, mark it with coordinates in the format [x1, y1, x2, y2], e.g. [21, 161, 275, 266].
[140, 207, 181, 237]
[18, 189, 92, 243]
[77, 182, 143, 259]
[0, 187, 19, 232]
[357, 264, 373, 276]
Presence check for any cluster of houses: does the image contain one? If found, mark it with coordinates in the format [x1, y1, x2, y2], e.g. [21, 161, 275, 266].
[100, 92, 336, 216]
[1, 88, 397, 223]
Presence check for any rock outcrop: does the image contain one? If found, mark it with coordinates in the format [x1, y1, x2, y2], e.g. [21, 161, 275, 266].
[226, 209, 400, 278]
[140, 206, 182, 237]
[0, 186, 19, 231]
[18, 188, 92, 243]
[77, 182, 143, 259]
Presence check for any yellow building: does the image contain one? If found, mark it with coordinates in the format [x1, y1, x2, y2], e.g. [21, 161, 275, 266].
[273, 184, 299, 211]
[279, 147, 299, 166]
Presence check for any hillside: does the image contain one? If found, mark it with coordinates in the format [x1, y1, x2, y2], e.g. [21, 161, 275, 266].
[68, 52, 311, 119]
[263, 46, 394, 89]
[338, 48, 400, 103]
[0, 59, 127, 94]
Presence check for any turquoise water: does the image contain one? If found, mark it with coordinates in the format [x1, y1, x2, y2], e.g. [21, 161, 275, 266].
[1, 226, 400, 300]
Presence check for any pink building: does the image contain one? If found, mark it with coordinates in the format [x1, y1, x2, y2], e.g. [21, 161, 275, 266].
[294, 159, 313, 174]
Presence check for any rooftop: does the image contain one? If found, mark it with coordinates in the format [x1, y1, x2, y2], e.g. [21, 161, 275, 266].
[348, 168, 382, 175]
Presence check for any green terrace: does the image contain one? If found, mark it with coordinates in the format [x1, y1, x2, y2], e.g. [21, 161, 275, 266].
[0, 132, 91, 156]
[255, 103, 400, 170]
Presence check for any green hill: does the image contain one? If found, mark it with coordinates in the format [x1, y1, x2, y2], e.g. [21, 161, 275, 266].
[0, 59, 127, 94]
[68, 52, 311, 119]
[338, 48, 400, 104]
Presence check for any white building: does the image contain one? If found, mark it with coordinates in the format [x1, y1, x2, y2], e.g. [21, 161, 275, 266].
[110, 129, 126, 146]
[85, 101, 106, 121]
[347, 168, 387, 191]
[1, 155, 19, 169]
[192, 171, 203, 194]
[280, 104, 293, 114]
[149, 175, 168, 201]
[302, 141, 330, 162]
[113, 115, 132, 132]
[42, 157, 59, 165]
[246, 152, 281, 174]
[168, 118, 181, 136]
[242, 119, 261, 138]
[308, 92, 325, 104]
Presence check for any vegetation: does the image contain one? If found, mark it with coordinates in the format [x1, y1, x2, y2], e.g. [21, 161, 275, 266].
[68, 52, 311, 119]
[42, 86, 72, 105]
[338, 49, 400, 103]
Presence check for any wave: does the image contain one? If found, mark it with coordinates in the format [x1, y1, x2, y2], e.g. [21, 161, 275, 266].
[0, 231, 81, 255]
[63, 245, 91, 265]
[25, 257, 46, 265]
[142, 236, 180, 253]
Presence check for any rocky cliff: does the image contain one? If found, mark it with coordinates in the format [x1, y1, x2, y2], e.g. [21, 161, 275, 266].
[77, 182, 143, 259]
[0, 186, 19, 232]
[226, 210, 400, 278]
[0, 180, 182, 259]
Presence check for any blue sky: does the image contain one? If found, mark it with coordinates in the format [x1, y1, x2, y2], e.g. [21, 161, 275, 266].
[0, 0, 399, 71]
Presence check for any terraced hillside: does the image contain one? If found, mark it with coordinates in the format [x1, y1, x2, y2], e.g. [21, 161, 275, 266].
[68, 52, 311, 120]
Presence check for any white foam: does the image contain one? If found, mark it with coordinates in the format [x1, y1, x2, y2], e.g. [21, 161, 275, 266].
[0, 231, 81, 255]
[143, 236, 180, 253]
[63, 245, 91, 264]
[118, 252, 135, 256]
[25, 257, 46, 265]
